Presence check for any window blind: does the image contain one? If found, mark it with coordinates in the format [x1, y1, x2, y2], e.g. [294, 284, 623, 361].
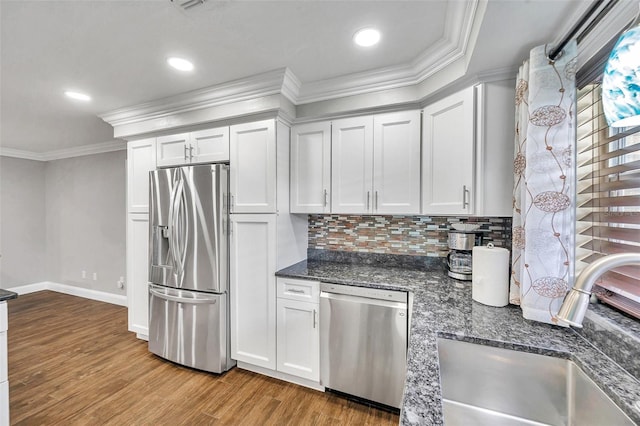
[576, 83, 640, 319]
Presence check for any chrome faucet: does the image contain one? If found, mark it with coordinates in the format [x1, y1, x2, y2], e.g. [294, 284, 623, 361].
[557, 253, 640, 327]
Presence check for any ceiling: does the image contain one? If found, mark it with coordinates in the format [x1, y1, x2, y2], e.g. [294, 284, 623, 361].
[0, 0, 590, 157]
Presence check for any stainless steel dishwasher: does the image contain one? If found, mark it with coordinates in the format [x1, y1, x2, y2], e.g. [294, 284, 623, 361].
[319, 282, 408, 409]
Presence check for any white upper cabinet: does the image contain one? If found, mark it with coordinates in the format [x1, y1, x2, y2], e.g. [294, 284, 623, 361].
[156, 126, 229, 167]
[190, 127, 230, 164]
[290, 122, 331, 214]
[373, 111, 421, 214]
[474, 81, 515, 217]
[331, 112, 420, 214]
[331, 116, 374, 214]
[422, 87, 475, 215]
[156, 133, 190, 167]
[230, 119, 277, 213]
[127, 138, 156, 214]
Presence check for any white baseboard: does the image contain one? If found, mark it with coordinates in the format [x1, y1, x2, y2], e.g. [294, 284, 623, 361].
[6, 282, 127, 307]
[236, 361, 325, 392]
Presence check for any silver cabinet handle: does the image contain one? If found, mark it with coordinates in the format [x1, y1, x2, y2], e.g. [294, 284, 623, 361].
[463, 185, 470, 209]
[367, 191, 370, 211]
[375, 190, 378, 211]
[230, 194, 234, 213]
[323, 189, 328, 207]
[188, 145, 194, 161]
[313, 309, 317, 328]
[287, 288, 306, 294]
[184, 144, 189, 161]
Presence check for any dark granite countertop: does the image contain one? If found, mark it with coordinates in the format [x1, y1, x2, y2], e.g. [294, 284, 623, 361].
[277, 258, 640, 425]
[0, 289, 18, 302]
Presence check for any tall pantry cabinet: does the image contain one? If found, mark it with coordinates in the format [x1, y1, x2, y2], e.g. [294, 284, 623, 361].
[126, 138, 156, 339]
[229, 119, 308, 373]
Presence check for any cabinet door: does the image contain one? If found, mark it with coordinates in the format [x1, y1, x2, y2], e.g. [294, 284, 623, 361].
[127, 138, 156, 214]
[191, 127, 230, 164]
[276, 299, 319, 381]
[373, 111, 421, 214]
[290, 122, 331, 213]
[422, 87, 475, 215]
[156, 133, 190, 167]
[230, 214, 276, 369]
[475, 82, 515, 216]
[0, 380, 7, 426]
[127, 213, 149, 338]
[230, 120, 277, 213]
[331, 116, 373, 214]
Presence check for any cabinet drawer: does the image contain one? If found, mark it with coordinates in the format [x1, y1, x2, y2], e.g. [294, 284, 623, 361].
[277, 278, 319, 303]
[0, 303, 6, 332]
[0, 331, 6, 382]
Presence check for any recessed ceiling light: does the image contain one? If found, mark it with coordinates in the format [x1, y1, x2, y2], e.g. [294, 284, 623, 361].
[167, 57, 194, 72]
[64, 91, 91, 101]
[353, 28, 381, 47]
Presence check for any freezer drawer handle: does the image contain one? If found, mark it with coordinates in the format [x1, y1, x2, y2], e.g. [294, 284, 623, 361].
[149, 287, 218, 305]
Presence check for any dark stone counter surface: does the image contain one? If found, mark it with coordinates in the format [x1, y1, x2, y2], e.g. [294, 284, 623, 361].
[0, 289, 18, 302]
[277, 258, 640, 425]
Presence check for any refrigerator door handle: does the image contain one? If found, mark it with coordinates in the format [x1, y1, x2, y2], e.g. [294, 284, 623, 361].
[171, 178, 186, 279]
[167, 178, 179, 273]
[176, 177, 188, 278]
[149, 286, 218, 305]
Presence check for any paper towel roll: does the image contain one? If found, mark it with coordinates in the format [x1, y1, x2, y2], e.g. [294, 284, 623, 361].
[472, 243, 510, 307]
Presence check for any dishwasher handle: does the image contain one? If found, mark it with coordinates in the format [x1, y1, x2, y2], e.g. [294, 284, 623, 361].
[320, 291, 407, 310]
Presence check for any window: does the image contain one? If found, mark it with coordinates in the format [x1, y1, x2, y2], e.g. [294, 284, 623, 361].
[576, 83, 640, 318]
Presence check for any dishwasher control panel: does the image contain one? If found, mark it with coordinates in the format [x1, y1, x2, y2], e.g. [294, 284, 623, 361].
[320, 282, 407, 303]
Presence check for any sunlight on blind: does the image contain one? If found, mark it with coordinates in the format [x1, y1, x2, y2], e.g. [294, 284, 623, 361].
[576, 83, 640, 318]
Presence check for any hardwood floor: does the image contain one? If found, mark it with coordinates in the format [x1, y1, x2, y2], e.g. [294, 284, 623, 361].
[7, 291, 399, 425]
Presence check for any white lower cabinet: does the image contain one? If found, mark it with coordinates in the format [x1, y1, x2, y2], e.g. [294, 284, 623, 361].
[230, 214, 277, 370]
[1, 302, 8, 426]
[126, 213, 149, 339]
[276, 278, 320, 382]
[0, 380, 7, 426]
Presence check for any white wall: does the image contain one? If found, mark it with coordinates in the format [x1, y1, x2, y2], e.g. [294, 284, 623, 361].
[45, 151, 126, 295]
[0, 157, 47, 287]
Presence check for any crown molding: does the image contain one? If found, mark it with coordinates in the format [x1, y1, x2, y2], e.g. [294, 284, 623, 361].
[0, 148, 45, 161]
[99, 68, 294, 128]
[0, 140, 125, 162]
[295, 0, 481, 104]
[98, 1, 482, 119]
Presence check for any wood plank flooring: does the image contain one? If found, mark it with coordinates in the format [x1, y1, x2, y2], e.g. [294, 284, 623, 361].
[7, 291, 399, 425]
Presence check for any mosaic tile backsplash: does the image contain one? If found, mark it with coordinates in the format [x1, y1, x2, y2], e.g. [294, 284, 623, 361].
[308, 215, 512, 257]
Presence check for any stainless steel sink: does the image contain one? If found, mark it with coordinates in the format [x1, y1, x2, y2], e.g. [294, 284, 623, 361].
[437, 338, 635, 426]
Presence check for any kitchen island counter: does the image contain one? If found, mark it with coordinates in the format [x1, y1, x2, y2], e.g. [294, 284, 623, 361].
[277, 258, 640, 425]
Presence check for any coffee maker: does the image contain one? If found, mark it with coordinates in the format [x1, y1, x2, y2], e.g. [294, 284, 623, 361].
[447, 230, 483, 280]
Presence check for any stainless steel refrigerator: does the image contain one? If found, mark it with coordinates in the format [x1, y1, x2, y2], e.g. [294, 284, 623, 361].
[148, 163, 235, 373]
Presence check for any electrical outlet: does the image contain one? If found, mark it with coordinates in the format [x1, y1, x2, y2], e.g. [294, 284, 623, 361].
[82, 270, 87, 279]
[92, 272, 98, 281]
[117, 276, 125, 289]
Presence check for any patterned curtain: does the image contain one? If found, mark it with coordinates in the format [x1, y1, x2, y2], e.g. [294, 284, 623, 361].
[510, 41, 577, 325]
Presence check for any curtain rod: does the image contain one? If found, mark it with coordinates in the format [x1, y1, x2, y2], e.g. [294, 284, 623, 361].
[548, 0, 618, 61]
